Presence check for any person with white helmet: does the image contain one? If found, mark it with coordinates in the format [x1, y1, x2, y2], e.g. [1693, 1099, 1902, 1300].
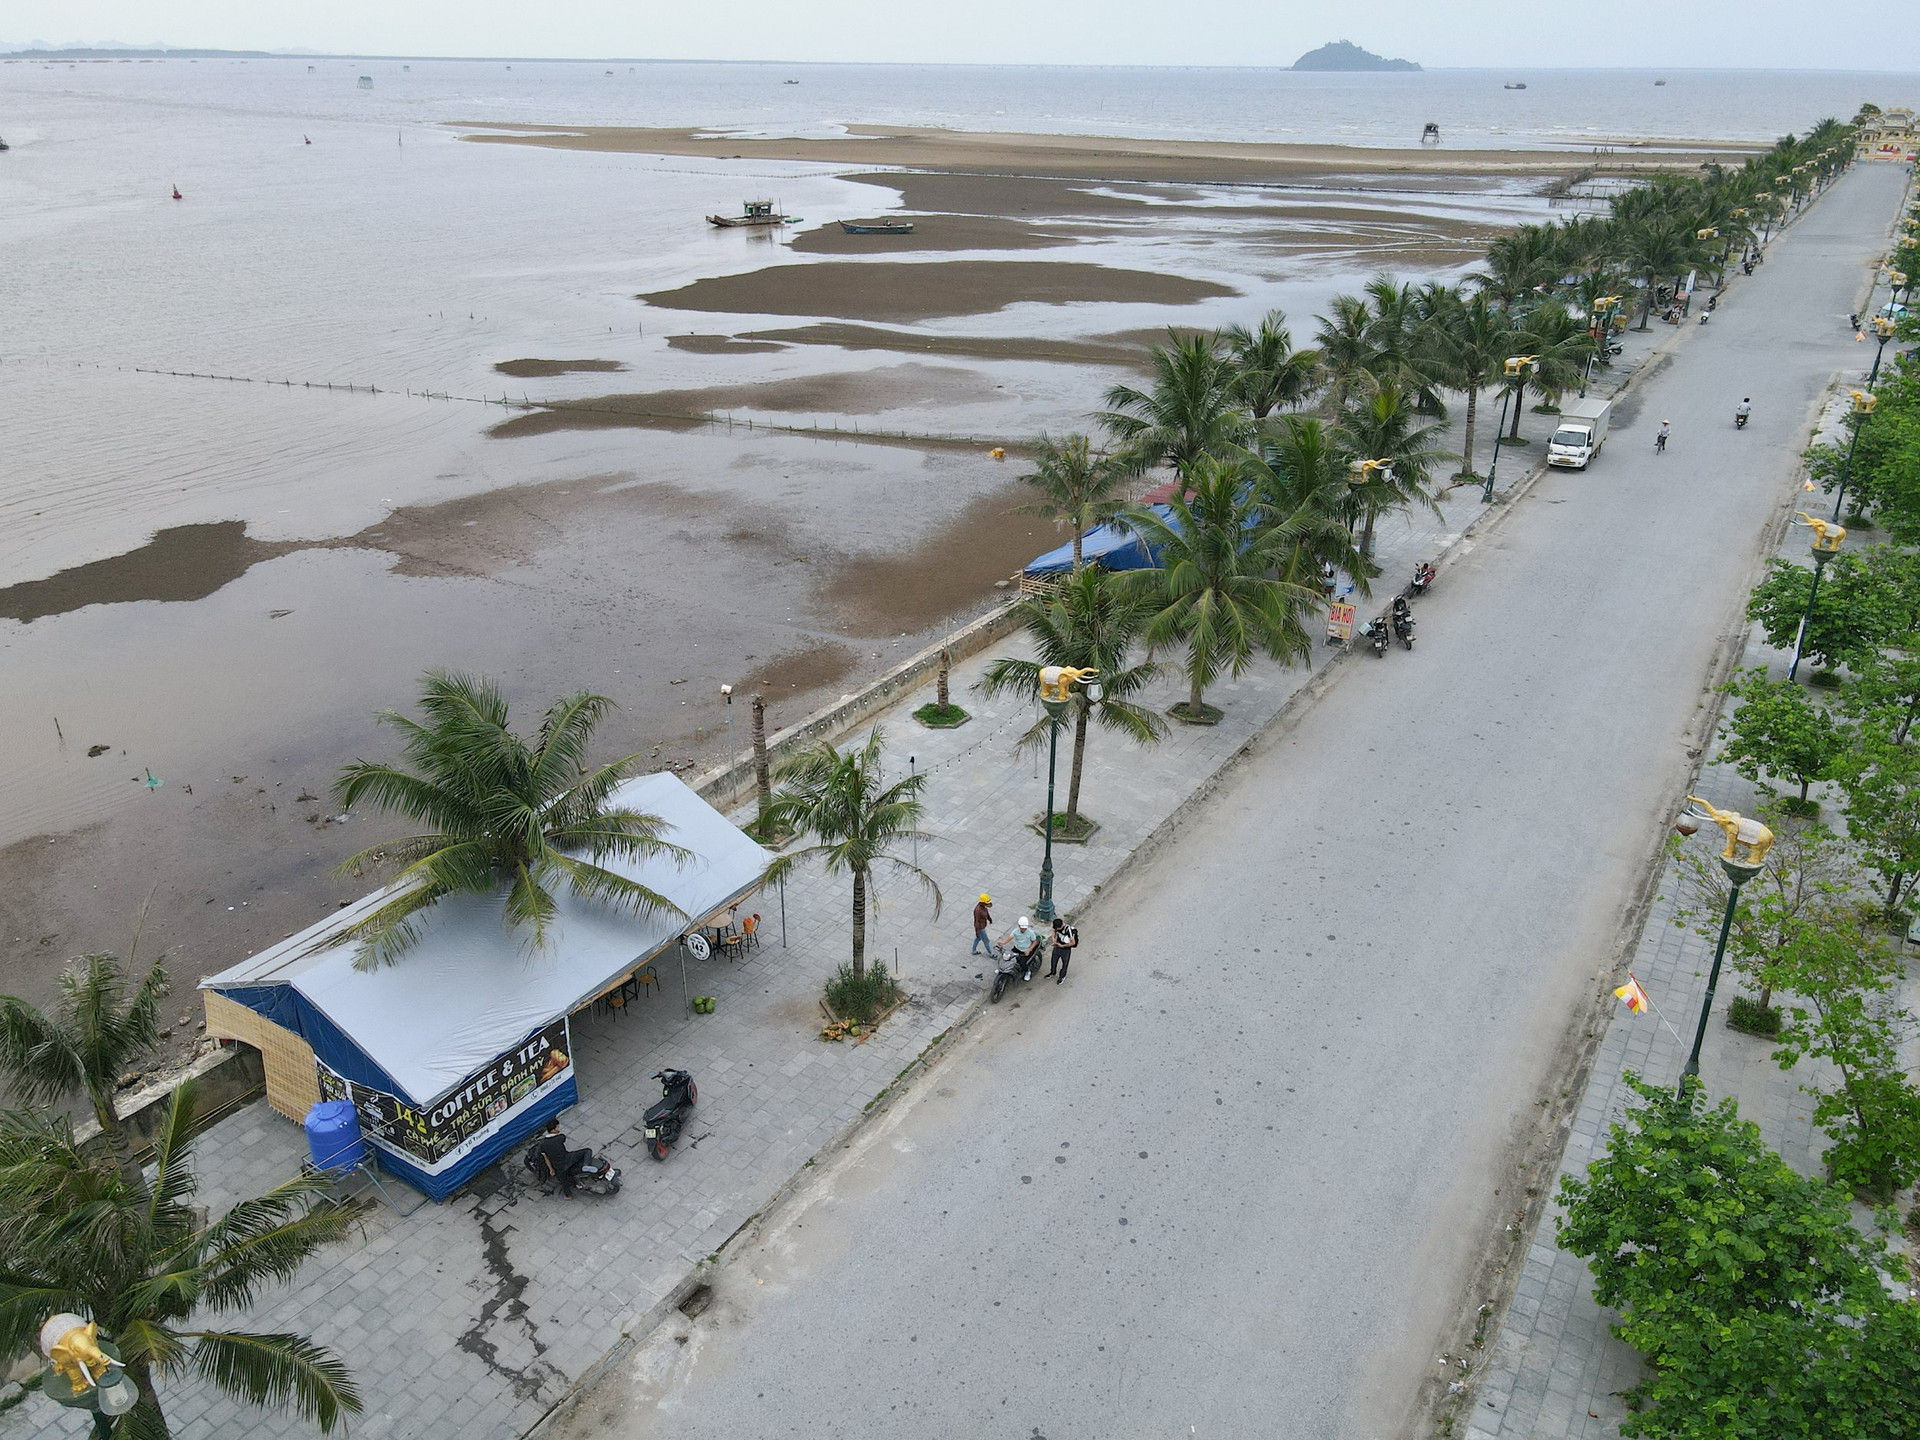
[1003, 915, 1045, 981]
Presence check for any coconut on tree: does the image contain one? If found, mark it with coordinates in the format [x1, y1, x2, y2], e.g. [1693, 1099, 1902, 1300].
[332, 670, 689, 969]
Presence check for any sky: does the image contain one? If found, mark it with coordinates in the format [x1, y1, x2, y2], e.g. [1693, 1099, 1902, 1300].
[5, 0, 1919, 72]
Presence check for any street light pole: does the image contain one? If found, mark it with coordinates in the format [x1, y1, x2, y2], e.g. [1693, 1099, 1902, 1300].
[1787, 513, 1846, 682]
[1866, 313, 1897, 387]
[1673, 799, 1773, 1097]
[1031, 667, 1100, 925]
[1830, 389, 1877, 523]
[1481, 355, 1536, 504]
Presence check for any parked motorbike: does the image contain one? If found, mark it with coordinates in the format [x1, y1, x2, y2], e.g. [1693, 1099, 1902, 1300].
[522, 1144, 623, 1197]
[643, 1068, 698, 1161]
[1411, 561, 1436, 596]
[1362, 615, 1391, 656]
[989, 941, 1042, 1003]
[1391, 596, 1416, 651]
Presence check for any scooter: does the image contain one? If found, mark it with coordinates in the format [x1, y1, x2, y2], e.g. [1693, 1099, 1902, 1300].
[1411, 561, 1436, 596]
[1734, 411, 1749, 430]
[1362, 615, 1391, 656]
[643, 1068, 697, 1161]
[989, 941, 1041, 1003]
[1391, 596, 1416, 651]
[522, 1144, 623, 1197]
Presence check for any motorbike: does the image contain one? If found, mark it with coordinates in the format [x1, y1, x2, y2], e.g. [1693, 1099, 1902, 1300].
[1362, 615, 1391, 657]
[1411, 561, 1436, 596]
[1391, 596, 1416, 651]
[989, 941, 1042, 1003]
[1735, 410, 1749, 430]
[523, 1143, 622, 1197]
[643, 1068, 698, 1161]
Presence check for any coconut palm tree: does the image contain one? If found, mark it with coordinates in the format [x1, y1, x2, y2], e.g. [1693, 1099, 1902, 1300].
[0, 952, 168, 1196]
[763, 728, 937, 977]
[1362, 277, 1450, 417]
[1117, 454, 1323, 720]
[332, 671, 690, 969]
[1505, 302, 1596, 437]
[1422, 287, 1517, 478]
[1620, 214, 1712, 328]
[1474, 224, 1561, 311]
[1013, 432, 1130, 570]
[1099, 329, 1249, 475]
[1314, 292, 1380, 411]
[1241, 418, 1376, 595]
[0, 1080, 360, 1439]
[1335, 383, 1449, 559]
[978, 566, 1165, 828]
[1224, 310, 1322, 421]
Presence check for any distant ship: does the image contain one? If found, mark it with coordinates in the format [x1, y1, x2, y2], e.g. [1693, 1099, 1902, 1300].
[1504, 82, 1527, 90]
[1654, 78, 1668, 86]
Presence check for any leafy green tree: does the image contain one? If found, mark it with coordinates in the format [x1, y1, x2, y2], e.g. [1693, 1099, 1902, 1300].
[0, 1081, 360, 1439]
[978, 567, 1164, 826]
[1744, 550, 1914, 678]
[332, 671, 689, 968]
[1334, 383, 1448, 557]
[1833, 726, 1920, 918]
[0, 954, 167, 1197]
[1718, 667, 1845, 806]
[1224, 310, 1321, 421]
[1098, 329, 1248, 475]
[1764, 911, 1920, 1198]
[763, 728, 937, 977]
[1117, 454, 1321, 720]
[1013, 432, 1130, 570]
[1558, 1075, 1920, 1439]
[1841, 646, 1920, 747]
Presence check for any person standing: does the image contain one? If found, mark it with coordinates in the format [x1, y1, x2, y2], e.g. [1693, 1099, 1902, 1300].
[1655, 421, 1670, 454]
[1047, 916, 1079, 983]
[971, 893, 994, 955]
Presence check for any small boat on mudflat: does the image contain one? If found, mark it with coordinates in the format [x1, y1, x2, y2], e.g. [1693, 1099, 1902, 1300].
[708, 199, 798, 228]
[839, 220, 914, 235]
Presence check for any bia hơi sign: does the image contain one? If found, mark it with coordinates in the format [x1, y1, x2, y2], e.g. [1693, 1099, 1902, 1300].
[315, 1018, 573, 1177]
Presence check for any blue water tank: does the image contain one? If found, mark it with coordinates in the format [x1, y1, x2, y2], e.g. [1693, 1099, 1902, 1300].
[304, 1100, 367, 1173]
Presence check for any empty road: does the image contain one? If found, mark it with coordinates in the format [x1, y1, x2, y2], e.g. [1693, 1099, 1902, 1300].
[552, 163, 1907, 1440]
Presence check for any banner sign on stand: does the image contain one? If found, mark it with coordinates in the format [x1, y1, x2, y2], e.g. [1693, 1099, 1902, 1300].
[316, 1017, 573, 1178]
[1326, 601, 1356, 643]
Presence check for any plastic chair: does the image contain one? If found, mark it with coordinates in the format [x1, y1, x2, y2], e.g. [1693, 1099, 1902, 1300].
[742, 913, 761, 951]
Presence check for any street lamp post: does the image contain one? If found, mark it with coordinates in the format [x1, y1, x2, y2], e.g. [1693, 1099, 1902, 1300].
[36, 1315, 140, 1435]
[1867, 311, 1898, 387]
[1672, 799, 1774, 1097]
[1481, 355, 1537, 504]
[1787, 512, 1847, 681]
[1032, 666, 1101, 924]
[1830, 388, 1878, 523]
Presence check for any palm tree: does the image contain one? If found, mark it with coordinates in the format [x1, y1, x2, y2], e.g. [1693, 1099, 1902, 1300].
[1013, 433, 1130, 569]
[1099, 329, 1249, 475]
[1335, 383, 1449, 558]
[333, 671, 690, 969]
[0, 1081, 360, 1438]
[763, 728, 938, 977]
[1117, 454, 1323, 720]
[1474, 224, 1561, 310]
[0, 952, 168, 1196]
[1422, 287, 1516, 478]
[1362, 277, 1450, 417]
[1314, 292, 1380, 411]
[1621, 214, 1711, 328]
[1240, 419, 1375, 594]
[1224, 310, 1322, 421]
[1506, 302, 1595, 437]
[978, 566, 1165, 827]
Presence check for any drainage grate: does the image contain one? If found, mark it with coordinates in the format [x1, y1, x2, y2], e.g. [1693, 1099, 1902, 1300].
[677, 1283, 714, 1319]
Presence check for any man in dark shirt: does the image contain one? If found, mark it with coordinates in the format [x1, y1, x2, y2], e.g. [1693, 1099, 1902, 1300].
[529, 1117, 588, 1197]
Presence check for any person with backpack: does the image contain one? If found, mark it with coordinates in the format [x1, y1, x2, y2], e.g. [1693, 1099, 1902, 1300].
[1047, 915, 1079, 983]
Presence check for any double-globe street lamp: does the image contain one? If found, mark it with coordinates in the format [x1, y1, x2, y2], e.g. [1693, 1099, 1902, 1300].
[1671, 798, 1775, 1097]
[1481, 355, 1538, 504]
[1031, 664, 1101, 924]
[1787, 511, 1847, 682]
[1829, 388, 1879, 523]
[37, 1315, 140, 1437]
[1866, 310, 1899, 385]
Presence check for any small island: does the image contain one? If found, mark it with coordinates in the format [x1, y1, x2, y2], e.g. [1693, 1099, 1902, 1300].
[1291, 40, 1421, 72]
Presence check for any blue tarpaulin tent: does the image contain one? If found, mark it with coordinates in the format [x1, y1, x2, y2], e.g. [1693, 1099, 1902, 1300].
[200, 773, 768, 1199]
[1021, 504, 1171, 580]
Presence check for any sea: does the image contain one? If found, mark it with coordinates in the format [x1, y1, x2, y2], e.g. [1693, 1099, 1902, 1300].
[0, 58, 1912, 851]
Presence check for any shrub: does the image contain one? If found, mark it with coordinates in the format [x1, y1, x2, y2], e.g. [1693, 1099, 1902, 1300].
[824, 959, 901, 1026]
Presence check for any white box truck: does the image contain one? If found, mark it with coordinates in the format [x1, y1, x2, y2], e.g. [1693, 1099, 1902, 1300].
[1546, 396, 1611, 469]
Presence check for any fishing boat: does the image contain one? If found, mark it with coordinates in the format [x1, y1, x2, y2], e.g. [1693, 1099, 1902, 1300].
[1504, 82, 1527, 90]
[839, 220, 914, 235]
[1654, 78, 1668, 86]
[0, 136, 9, 152]
[708, 199, 798, 228]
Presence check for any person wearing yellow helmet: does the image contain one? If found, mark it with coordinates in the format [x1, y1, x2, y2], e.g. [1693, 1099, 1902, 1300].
[971, 893, 994, 955]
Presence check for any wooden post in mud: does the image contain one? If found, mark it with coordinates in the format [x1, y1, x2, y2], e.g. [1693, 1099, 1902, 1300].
[752, 693, 771, 834]
[936, 648, 952, 710]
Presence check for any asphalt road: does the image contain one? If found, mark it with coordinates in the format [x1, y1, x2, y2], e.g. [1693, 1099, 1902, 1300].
[551, 164, 1908, 1440]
